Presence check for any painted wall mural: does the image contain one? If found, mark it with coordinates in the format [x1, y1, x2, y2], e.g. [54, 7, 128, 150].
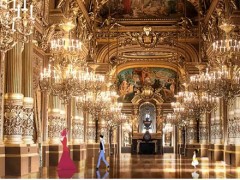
[99, 0, 197, 19]
[116, 67, 177, 103]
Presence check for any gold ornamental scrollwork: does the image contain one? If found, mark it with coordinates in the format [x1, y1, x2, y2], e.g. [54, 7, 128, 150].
[4, 93, 24, 138]
[72, 120, 84, 141]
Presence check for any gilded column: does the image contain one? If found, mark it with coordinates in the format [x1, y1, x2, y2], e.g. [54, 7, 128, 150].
[132, 105, 138, 133]
[228, 97, 240, 144]
[186, 118, 197, 144]
[4, 42, 24, 144]
[83, 109, 88, 143]
[99, 117, 108, 143]
[72, 99, 84, 144]
[41, 57, 49, 143]
[200, 113, 208, 144]
[0, 52, 5, 143]
[60, 102, 66, 134]
[156, 105, 162, 135]
[87, 113, 95, 143]
[48, 95, 62, 144]
[22, 38, 34, 144]
[214, 102, 222, 144]
[66, 101, 72, 143]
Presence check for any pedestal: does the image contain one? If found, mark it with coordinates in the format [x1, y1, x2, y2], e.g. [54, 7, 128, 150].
[0, 145, 5, 177]
[48, 145, 62, 166]
[42, 144, 49, 167]
[208, 144, 224, 162]
[5, 144, 39, 176]
[71, 144, 87, 161]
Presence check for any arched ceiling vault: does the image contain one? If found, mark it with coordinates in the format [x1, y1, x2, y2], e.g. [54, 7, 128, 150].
[96, 42, 198, 82]
[97, 43, 199, 64]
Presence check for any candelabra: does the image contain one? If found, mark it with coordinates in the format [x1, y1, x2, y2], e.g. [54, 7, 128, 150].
[88, 91, 111, 118]
[162, 122, 173, 133]
[39, 19, 107, 103]
[112, 112, 127, 126]
[75, 92, 93, 111]
[0, 0, 34, 60]
[166, 113, 178, 125]
[102, 102, 122, 120]
[209, 22, 240, 100]
[212, 22, 240, 56]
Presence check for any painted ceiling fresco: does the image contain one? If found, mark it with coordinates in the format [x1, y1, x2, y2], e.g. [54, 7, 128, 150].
[99, 0, 198, 19]
[116, 67, 178, 103]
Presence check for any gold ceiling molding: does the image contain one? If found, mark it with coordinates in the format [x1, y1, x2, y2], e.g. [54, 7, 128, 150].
[112, 61, 181, 78]
[203, 0, 219, 25]
[96, 42, 199, 64]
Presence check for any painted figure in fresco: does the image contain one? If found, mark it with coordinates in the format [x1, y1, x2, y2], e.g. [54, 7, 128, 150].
[122, 0, 132, 14]
[119, 80, 131, 99]
[161, 78, 175, 100]
[133, 68, 151, 85]
[96, 135, 110, 170]
[57, 128, 76, 178]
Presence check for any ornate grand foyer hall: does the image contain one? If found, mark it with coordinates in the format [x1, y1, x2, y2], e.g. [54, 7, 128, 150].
[1, 0, 240, 179]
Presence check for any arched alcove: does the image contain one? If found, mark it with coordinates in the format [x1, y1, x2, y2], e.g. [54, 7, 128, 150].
[139, 102, 156, 133]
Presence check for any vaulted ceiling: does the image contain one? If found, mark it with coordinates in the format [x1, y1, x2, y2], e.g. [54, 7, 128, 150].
[48, 0, 240, 115]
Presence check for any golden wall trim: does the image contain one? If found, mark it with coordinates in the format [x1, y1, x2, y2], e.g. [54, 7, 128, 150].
[4, 93, 24, 100]
[23, 97, 34, 104]
[97, 42, 198, 64]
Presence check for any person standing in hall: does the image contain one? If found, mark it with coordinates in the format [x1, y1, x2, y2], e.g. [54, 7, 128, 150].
[96, 135, 110, 170]
[192, 149, 199, 169]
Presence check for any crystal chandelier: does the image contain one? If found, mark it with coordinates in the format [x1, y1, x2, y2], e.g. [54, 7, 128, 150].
[162, 122, 173, 133]
[0, 0, 34, 53]
[40, 63, 82, 104]
[166, 113, 178, 125]
[177, 119, 189, 128]
[50, 22, 83, 64]
[75, 92, 93, 111]
[102, 102, 122, 120]
[111, 112, 127, 126]
[39, 20, 91, 103]
[212, 22, 240, 55]
[208, 22, 240, 100]
[88, 91, 112, 118]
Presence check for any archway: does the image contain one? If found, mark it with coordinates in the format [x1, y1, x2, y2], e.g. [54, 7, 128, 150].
[139, 102, 156, 133]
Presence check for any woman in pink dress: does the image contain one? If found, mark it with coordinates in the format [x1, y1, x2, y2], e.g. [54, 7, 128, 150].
[57, 128, 76, 171]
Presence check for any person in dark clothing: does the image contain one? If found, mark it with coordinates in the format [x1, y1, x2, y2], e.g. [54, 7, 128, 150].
[96, 135, 109, 170]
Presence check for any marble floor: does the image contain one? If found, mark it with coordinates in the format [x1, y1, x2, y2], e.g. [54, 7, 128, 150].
[3, 153, 240, 179]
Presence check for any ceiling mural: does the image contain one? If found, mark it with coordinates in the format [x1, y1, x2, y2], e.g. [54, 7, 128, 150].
[99, 0, 197, 19]
[116, 67, 177, 103]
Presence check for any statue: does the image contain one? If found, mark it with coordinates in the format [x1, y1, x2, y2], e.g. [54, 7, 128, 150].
[178, 17, 193, 32]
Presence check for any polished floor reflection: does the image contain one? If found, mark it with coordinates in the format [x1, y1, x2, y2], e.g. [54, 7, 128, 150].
[3, 153, 240, 179]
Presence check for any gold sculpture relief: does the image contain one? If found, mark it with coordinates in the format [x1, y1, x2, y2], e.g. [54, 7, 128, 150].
[3, 93, 24, 144]
[48, 110, 65, 144]
[87, 125, 95, 143]
[72, 120, 84, 143]
[22, 97, 34, 144]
